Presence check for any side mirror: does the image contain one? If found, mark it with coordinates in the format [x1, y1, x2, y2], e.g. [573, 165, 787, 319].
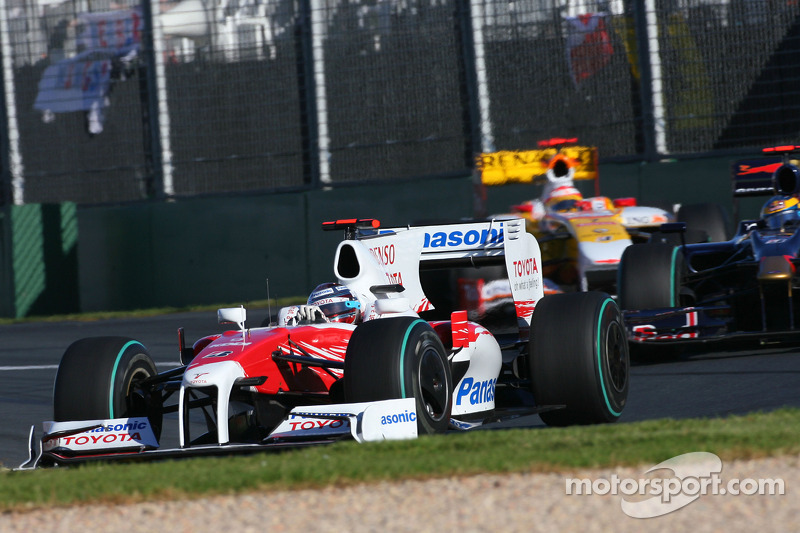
[218, 307, 247, 330]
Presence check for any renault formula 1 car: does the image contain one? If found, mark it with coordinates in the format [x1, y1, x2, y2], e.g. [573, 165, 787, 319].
[481, 139, 729, 294]
[21, 217, 629, 468]
[450, 141, 727, 323]
[618, 146, 800, 354]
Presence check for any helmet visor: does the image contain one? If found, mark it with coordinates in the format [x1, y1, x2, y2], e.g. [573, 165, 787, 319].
[318, 300, 360, 322]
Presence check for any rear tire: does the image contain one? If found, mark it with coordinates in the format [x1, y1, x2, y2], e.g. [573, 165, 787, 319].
[529, 292, 629, 426]
[618, 243, 683, 311]
[344, 318, 453, 434]
[677, 203, 730, 243]
[53, 337, 162, 437]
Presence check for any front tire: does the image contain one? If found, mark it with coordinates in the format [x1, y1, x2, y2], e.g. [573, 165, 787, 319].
[344, 318, 453, 434]
[529, 292, 629, 426]
[53, 337, 162, 437]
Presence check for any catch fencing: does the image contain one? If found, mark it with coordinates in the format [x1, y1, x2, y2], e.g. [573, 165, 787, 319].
[1, 0, 799, 205]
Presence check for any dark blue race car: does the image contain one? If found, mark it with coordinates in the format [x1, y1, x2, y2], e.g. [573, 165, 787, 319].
[618, 146, 800, 354]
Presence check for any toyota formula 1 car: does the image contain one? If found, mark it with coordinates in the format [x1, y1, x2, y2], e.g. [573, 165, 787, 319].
[618, 146, 800, 355]
[20, 218, 629, 469]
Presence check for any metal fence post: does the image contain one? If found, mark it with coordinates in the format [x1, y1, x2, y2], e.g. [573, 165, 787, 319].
[296, 0, 320, 188]
[456, 0, 482, 162]
[633, 0, 665, 159]
[456, 0, 491, 217]
[0, 48, 8, 206]
[0, 0, 24, 205]
[140, 0, 174, 198]
[309, 0, 330, 186]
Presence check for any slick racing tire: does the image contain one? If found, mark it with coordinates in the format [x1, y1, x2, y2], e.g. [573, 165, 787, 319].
[53, 337, 162, 438]
[529, 292, 629, 426]
[618, 243, 684, 311]
[677, 202, 730, 243]
[344, 317, 453, 435]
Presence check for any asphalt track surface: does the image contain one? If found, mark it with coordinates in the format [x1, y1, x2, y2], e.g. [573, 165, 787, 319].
[1, 309, 799, 468]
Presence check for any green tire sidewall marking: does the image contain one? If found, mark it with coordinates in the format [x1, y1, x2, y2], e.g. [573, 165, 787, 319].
[399, 320, 426, 399]
[596, 298, 622, 418]
[109, 341, 144, 418]
[670, 246, 682, 307]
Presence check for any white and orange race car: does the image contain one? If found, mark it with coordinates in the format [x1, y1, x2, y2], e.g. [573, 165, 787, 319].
[460, 139, 729, 320]
[20, 218, 629, 468]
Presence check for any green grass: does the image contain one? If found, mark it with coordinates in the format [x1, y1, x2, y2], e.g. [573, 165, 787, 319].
[2, 408, 798, 512]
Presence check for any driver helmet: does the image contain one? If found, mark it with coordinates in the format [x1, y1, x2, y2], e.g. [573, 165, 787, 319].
[544, 185, 583, 212]
[307, 283, 362, 324]
[761, 195, 800, 230]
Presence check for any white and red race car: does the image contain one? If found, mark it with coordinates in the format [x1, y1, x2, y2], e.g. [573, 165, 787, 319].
[20, 218, 629, 468]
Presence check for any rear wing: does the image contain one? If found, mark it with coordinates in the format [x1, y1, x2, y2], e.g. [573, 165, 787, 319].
[731, 157, 784, 197]
[324, 218, 544, 333]
[732, 146, 800, 198]
[477, 139, 598, 186]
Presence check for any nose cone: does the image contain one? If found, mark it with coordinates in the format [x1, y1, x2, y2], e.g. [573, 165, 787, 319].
[180, 360, 246, 445]
[183, 360, 245, 388]
[578, 239, 630, 270]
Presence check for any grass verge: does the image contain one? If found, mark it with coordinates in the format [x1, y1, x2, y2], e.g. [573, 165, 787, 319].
[2, 407, 798, 512]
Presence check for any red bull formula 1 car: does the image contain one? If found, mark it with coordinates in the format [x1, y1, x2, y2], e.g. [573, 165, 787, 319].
[20, 217, 629, 468]
[618, 146, 800, 355]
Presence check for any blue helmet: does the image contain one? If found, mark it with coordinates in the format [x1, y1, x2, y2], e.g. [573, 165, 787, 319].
[761, 195, 800, 230]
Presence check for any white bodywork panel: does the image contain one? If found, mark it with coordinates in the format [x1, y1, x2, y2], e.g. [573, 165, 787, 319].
[269, 397, 418, 443]
[351, 218, 544, 331]
[40, 417, 159, 453]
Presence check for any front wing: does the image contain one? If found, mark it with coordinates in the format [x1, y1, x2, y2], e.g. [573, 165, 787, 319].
[624, 306, 800, 346]
[19, 398, 418, 469]
[18, 398, 564, 469]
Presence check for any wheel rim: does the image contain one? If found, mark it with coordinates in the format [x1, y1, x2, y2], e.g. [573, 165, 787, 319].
[123, 366, 152, 416]
[605, 320, 628, 393]
[417, 344, 449, 422]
